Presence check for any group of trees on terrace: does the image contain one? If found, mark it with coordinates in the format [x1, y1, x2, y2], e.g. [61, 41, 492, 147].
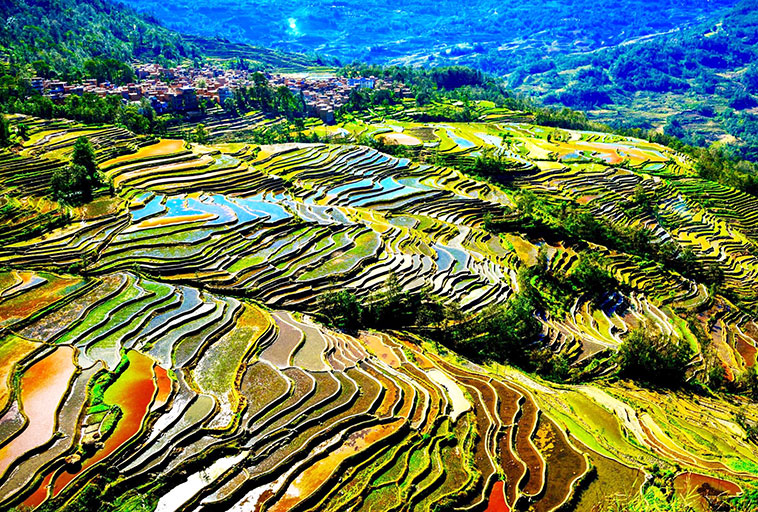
[222, 72, 306, 120]
[50, 137, 103, 205]
[341, 87, 402, 113]
[482, 190, 727, 290]
[616, 327, 694, 388]
[319, 269, 558, 380]
[319, 274, 448, 331]
[317, 261, 703, 390]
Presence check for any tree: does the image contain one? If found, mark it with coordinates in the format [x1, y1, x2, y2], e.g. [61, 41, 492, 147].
[71, 136, 98, 181]
[616, 327, 693, 388]
[83, 58, 136, 86]
[320, 290, 363, 331]
[16, 122, 28, 140]
[222, 97, 239, 116]
[51, 164, 92, 205]
[737, 367, 758, 400]
[51, 137, 100, 205]
[744, 63, 758, 95]
[0, 116, 11, 146]
[569, 252, 616, 298]
[194, 124, 208, 144]
[363, 273, 420, 329]
[118, 105, 150, 134]
[631, 184, 650, 209]
[471, 292, 541, 364]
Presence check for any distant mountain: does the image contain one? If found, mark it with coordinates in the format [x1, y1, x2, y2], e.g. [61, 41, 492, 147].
[185, 35, 323, 70]
[0, 0, 318, 78]
[507, 0, 758, 158]
[116, 0, 758, 159]
[117, 0, 738, 64]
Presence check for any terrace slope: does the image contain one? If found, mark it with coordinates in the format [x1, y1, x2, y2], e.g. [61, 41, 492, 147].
[0, 270, 755, 512]
[0, 112, 757, 511]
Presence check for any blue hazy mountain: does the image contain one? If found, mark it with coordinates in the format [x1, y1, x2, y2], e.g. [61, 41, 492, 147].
[118, 0, 737, 65]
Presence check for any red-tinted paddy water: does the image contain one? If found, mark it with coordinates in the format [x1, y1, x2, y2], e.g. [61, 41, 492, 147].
[0, 347, 76, 479]
[674, 472, 741, 509]
[153, 365, 172, 409]
[485, 481, 510, 512]
[268, 419, 404, 512]
[48, 350, 156, 498]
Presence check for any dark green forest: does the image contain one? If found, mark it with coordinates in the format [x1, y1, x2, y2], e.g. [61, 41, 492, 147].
[0, 0, 200, 78]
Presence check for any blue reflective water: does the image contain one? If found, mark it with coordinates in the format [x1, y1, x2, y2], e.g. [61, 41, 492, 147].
[433, 243, 454, 272]
[232, 195, 292, 223]
[131, 194, 166, 221]
[446, 130, 475, 149]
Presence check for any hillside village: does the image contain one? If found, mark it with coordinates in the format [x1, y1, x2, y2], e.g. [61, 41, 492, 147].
[29, 63, 411, 123]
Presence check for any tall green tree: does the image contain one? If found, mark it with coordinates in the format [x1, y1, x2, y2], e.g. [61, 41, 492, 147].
[0, 116, 11, 146]
[51, 137, 100, 205]
[71, 137, 98, 181]
[51, 164, 92, 205]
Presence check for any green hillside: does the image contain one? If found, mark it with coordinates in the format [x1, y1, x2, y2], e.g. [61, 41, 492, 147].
[0, 0, 200, 77]
[509, 1, 758, 160]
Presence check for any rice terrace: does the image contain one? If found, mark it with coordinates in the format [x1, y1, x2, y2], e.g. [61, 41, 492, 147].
[1, 1, 758, 511]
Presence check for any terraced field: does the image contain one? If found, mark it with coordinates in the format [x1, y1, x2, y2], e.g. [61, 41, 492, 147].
[1, 111, 757, 511]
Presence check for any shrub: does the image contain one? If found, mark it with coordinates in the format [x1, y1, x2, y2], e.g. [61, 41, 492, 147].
[616, 327, 693, 388]
[569, 252, 616, 299]
[51, 164, 93, 205]
[319, 290, 364, 331]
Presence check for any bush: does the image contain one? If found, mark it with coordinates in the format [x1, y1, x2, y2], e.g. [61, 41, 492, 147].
[319, 290, 363, 331]
[50, 137, 100, 205]
[470, 292, 541, 364]
[569, 252, 616, 299]
[51, 164, 93, 205]
[616, 327, 693, 388]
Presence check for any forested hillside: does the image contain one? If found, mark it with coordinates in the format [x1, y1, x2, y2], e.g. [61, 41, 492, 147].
[0, 0, 200, 78]
[117, 0, 758, 159]
[119, 0, 736, 64]
[509, 0, 758, 159]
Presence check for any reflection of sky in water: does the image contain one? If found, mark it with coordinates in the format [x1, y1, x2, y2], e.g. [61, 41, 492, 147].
[475, 132, 502, 148]
[138, 286, 201, 339]
[131, 194, 165, 221]
[162, 196, 203, 218]
[561, 151, 586, 161]
[232, 195, 292, 223]
[446, 129, 475, 149]
[433, 243, 468, 272]
[328, 178, 375, 196]
[669, 197, 692, 218]
[601, 292, 624, 316]
[212, 194, 266, 224]
[187, 197, 234, 224]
